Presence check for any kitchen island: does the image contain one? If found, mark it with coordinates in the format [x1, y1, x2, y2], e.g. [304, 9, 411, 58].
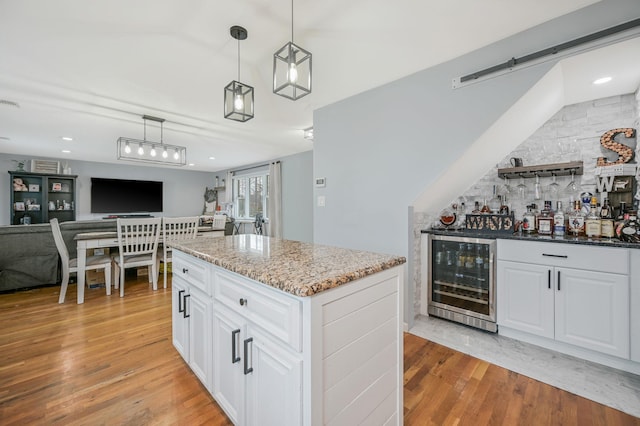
[170, 234, 406, 426]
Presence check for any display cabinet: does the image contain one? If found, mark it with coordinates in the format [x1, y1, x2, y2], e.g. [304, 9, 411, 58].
[9, 171, 77, 225]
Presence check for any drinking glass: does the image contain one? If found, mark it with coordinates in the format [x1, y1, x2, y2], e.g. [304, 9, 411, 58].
[565, 170, 579, 194]
[516, 176, 528, 200]
[533, 174, 543, 200]
[547, 174, 560, 200]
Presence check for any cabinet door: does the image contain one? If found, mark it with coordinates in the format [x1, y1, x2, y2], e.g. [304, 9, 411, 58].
[189, 288, 212, 390]
[497, 260, 554, 338]
[555, 268, 629, 358]
[245, 326, 302, 426]
[172, 277, 189, 362]
[213, 306, 246, 425]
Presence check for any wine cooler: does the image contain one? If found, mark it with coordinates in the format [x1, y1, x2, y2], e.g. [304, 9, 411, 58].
[427, 234, 497, 332]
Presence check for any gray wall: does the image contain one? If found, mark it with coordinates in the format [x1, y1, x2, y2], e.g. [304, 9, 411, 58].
[312, 0, 640, 322]
[1, 154, 213, 225]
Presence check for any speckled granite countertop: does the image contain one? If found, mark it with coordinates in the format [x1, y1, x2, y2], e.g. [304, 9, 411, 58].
[421, 228, 640, 249]
[171, 235, 406, 297]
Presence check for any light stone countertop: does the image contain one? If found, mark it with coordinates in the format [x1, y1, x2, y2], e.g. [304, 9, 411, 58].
[170, 234, 406, 297]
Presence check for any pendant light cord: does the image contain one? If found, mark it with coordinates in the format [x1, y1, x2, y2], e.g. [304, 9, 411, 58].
[291, 0, 294, 43]
[237, 37, 241, 82]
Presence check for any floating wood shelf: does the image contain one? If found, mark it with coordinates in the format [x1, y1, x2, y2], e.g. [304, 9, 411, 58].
[498, 161, 583, 179]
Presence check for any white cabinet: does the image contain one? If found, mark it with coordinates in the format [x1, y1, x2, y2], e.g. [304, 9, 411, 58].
[171, 252, 213, 391]
[212, 270, 303, 426]
[497, 240, 630, 359]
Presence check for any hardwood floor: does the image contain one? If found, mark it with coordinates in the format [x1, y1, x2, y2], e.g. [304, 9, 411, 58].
[1, 276, 638, 425]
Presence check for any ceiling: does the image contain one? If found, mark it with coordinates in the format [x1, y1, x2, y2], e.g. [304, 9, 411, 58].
[1, 0, 637, 172]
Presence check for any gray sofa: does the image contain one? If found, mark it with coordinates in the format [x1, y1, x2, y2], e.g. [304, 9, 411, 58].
[0, 219, 117, 292]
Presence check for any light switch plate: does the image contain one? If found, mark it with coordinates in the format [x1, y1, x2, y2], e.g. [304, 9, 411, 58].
[317, 195, 325, 207]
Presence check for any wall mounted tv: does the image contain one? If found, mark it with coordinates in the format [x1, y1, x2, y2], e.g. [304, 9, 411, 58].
[91, 177, 163, 214]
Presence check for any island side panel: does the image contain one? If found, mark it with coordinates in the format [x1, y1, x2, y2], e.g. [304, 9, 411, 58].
[303, 265, 404, 425]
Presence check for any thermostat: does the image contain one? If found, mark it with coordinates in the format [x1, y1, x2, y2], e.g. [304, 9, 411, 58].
[315, 177, 326, 187]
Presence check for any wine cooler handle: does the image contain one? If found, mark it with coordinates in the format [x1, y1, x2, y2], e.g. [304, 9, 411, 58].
[244, 337, 254, 375]
[232, 329, 241, 364]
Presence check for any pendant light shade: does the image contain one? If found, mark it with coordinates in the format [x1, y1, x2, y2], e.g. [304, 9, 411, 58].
[273, 0, 312, 100]
[224, 26, 254, 122]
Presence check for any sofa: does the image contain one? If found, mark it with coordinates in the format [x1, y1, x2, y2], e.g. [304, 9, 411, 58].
[0, 219, 117, 292]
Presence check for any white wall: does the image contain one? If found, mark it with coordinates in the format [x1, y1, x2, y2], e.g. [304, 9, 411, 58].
[1, 154, 213, 225]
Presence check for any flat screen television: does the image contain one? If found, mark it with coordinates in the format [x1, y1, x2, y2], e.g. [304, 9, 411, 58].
[91, 177, 163, 214]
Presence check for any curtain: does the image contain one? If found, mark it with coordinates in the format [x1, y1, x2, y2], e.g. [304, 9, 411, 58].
[267, 161, 283, 238]
[225, 171, 233, 205]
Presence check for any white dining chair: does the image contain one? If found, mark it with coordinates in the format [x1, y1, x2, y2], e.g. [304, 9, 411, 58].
[113, 217, 162, 297]
[212, 214, 227, 230]
[50, 218, 112, 304]
[160, 216, 199, 288]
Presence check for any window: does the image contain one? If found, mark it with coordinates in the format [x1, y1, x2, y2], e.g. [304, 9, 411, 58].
[233, 170, 269, 219]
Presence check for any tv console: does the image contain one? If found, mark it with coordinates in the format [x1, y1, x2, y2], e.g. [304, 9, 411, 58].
[103, 214, 154, 219]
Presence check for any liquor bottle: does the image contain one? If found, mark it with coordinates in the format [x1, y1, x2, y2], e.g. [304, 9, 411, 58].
[600, 198, 615, 239]
[472, 201, 481, 214]
[584, 197, 601, 238]
[537, 200, 554, 235]
[499, 193, 510, 215]
[553, 201, 566, 236]
[488, 185, 501, 213]
[522, 205, 537, 233]
[480, 199, 491, 214]
[568, 200, 585, 236]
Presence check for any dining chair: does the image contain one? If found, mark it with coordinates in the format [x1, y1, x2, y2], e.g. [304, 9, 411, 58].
[113, 217, 162, 297]
[212, 214, 227, 230]
[160, 216, 199, 288]
[254, 213, 264, 235]
[50, 218, 112, 304]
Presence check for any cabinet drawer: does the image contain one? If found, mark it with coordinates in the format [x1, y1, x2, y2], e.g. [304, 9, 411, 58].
[214, 269, 302, 352]
[173, 250, 210, 295]
[497, 239, 628, 274]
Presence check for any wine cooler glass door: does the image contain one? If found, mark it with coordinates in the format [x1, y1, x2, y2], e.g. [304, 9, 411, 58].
[429, 236, 496, 323]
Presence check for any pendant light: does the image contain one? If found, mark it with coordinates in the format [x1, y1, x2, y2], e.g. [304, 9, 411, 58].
[273, 0, 312, 100]
[117, 115, 186, 166]
[224, 26, 254, 122]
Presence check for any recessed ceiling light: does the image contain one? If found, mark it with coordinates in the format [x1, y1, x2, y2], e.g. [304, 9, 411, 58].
[61, 136, 73, 141]
[61, 149, 71, 153]
[188, 163, 195, 167]
[593, 76, 612, 85]
[209, 156, 216, 160]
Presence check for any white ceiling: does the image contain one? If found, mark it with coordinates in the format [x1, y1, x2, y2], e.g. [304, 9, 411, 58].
[1, 0, 637, 172]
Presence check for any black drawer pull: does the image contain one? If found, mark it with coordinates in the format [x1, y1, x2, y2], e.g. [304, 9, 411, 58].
[183, 294, 190, 318]
[542, 253, 568, 258]
[548, 270, 551, 289]
[178, 289, 185, 313]
[182, 268, 189, 274]
[244, 337, 254, 375]
[557, 271, 561, 291]
[239, 298, 247, 306]
[232, 329, 241, 364]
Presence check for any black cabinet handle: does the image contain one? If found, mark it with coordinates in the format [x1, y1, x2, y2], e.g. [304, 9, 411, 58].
[239, 298, 247, 306]
[244, 337, 254, 375]
[182, 268, 188, 274]
[542, 253, 568, 259]
[232, 329, 241, 364]
[557, 271, 561, 291]
[183, 294, 190, 318]
[548, 270, 551, 289]
[178, 289, 185, 313]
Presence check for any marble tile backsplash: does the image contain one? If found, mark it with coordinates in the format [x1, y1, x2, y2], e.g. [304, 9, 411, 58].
[411, 91, 640, 317]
